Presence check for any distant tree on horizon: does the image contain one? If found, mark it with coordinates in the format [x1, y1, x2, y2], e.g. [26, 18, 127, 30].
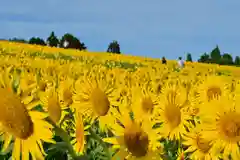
[220, 53, 233, 65]
[59, 33, 86, 50]
[29, 37, 46, 46]
[198, 52, 210, 63]
[210, 45, 221, 64]
[107, 40, 121, 54]
[234, 56, 240, 65]
[46, 31, 59, 47]
[186, 53, 192, 62]
[9, 37, 28, 43]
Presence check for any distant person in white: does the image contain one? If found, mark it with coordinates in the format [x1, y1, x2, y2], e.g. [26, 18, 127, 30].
[63, 40, 69, 48]
[178, 57, 184, 69]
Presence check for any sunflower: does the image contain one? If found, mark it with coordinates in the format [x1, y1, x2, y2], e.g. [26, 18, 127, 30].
[42, 59, 60, 76]
[176, 147, 185, 160]
[232, 79, 240, 100]
[103, 106, 163, 160]
[57, 76, 75, 109]
[36, 73, 55, 100]
[40, 87, 67, 125]
[0, 67, 54, 159]
[198, 96, 240, 160]
[149, 68, 169, 95]
[156, 83, 191, 140]
[130, 83, 160, 121]
[119, 70, 136, 89]
[115, 84, 132, 109]
[70, 112, 90, 155]
[197, 75, 231, 103]
[72, 70, 119, 131]
[134, 69, 151, 85]
[151, 78, 164, 95]
[184, 83, 202, 122]
[68, 63, 88, 81]
[18, 68, 37, 91]
[182, 124, 219, 160]
[16, 69, 38, 103]
[108, 70, 130, 103]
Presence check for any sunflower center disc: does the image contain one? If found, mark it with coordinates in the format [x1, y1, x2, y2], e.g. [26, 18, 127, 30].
[124, 122, 149, 157]
[0, 88, 33, 139]
[91, 88, 110, 116]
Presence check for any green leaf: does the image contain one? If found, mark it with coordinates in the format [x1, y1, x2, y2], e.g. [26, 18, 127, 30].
[74, 155, 89, 160]
[0, 142, 13, 156]
[46, 142, 70, 160]
[47, 142, 70, 152]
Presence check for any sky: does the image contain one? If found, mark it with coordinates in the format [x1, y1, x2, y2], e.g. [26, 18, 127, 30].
[1, 0, 240, 61]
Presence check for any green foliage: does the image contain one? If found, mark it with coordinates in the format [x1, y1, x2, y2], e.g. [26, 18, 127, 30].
[220, 53, 233, 65]
[234, 56, 240, 65]
[60, 33, 87, 51]
[47, 31, 59, 47]
[210, 45, 221, 64]
[198, 53, 210, 63]
[29, 37, 46, 46]
[198, 45, 239, 67]
[162, 139, 180, 160]
[45, 141, 69, 160]
[85, 121, 113, 160]
[0, 140, 13, 159]
[107, 40, 121, 54]
[58, 53, 74, 61]
[186, 53, 192, 62]
[9, 37, 28, 43]
[104, 60, 144, 71]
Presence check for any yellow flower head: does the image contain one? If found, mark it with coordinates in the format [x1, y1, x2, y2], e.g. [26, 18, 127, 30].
[0, 67, 54, 160]
[157, 83, 191, 140]
[199, 96, 240, 160]
[103, 106, 163, 160]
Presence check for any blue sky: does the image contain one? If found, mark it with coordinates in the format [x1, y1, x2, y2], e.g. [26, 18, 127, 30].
[1, 0, 240, 61]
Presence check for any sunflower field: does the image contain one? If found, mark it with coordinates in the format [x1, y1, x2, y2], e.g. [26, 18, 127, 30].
[1, 41, 240, 160]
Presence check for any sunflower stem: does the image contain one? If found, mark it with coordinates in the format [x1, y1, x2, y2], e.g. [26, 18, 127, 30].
[48, 118, 78, 159]
[55, 127, 78, 158]
[89, 128, 112, 160]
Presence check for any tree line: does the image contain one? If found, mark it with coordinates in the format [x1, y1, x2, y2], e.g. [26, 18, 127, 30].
[7, 31, 121, 54]
[6, 32, 240, 67]
[185, 45, 240, 66]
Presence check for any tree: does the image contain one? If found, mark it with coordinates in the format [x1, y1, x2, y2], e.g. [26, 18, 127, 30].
[80, 42, 87, 50]
[29, 37, 46, 46]
[186, 53, 192, 62]
[60, 33, 86, 50]
[47, 31, 59, 47]
[107, 40, 121, 54]
[9, 37, 28, 43]
[210, 45, 221, 64]
[235, 56, 240, 65]
[198, 53, 210, 63]
[220, 53, 233, 65]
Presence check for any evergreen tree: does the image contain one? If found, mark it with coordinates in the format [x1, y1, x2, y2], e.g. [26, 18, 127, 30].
[186, 53, 192, 62]
[47, 31, 59, 47]
[210, 45, 221, 64]
[235, 56, 240, 65]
